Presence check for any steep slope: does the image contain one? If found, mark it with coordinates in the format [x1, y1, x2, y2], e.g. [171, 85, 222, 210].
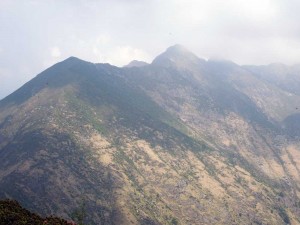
[122, 46, 300, 223]
[0, 46, 300, 224]
[0, 57, 218, 224]
[244, 63, 300, 96]
[243, 63, 300, 136]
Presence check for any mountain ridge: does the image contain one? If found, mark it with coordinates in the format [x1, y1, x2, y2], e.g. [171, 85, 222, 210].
[0, 45, 300, 224]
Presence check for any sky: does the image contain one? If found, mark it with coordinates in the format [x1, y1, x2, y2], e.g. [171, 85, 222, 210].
[1, 0, 300, 99]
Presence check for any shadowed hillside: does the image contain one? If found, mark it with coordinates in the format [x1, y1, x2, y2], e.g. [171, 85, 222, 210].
[0, 199, 73, 225]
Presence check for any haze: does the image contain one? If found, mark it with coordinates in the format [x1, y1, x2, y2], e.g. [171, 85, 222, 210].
[1, 0, 300, 99]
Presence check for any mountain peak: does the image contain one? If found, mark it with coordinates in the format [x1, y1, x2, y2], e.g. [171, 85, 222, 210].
[165, 44, 190, 54]
[152, 44, 205, 68]
[123, 60, 149, 68]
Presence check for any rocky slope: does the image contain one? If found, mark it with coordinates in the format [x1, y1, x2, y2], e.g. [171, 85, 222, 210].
[0, 45, 299, 224]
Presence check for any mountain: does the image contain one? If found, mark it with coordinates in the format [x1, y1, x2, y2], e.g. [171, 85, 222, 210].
[243, 63, 300, 95]
[152, 44, 206, 70]
[0, 45, 300, 224]
[124, 60, 149, 68]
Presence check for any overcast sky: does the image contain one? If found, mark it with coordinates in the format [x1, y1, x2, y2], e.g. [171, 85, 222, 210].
[1, 0, 300, 99]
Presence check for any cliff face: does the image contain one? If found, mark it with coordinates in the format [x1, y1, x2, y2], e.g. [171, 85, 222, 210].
[0, 46, 300, 224]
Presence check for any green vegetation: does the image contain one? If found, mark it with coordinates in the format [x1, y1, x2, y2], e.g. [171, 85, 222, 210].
[71, 200, 87, 225]
[276, 207, 290, 224]
[170, 217, 179, 225]
[0, 199, 73, 225]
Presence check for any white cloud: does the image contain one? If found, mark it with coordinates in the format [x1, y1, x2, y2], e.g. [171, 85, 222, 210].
[50, 47, 61, 58]
[106, 46, 151, 66]
[96, 34, 111, 45]
[2, 0, 300, 98]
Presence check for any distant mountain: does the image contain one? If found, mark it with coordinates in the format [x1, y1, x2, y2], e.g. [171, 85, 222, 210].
[124, 60, 149, 68]
[0, 45, 300, 224]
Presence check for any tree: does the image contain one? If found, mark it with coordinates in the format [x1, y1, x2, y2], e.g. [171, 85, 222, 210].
[71, 199, 87, 225]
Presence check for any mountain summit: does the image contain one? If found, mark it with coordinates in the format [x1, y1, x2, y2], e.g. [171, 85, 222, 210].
[152, 44, 206, 68]
[0, 46, 300, 224]
[123, 60, 149, 68]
